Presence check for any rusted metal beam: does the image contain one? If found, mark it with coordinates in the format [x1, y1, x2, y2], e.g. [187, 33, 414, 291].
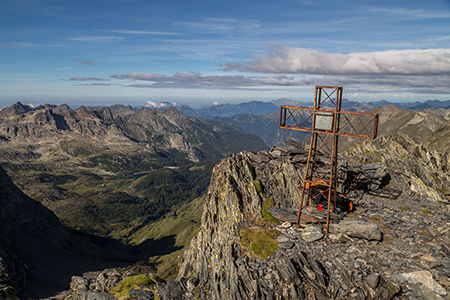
[280, 86, 379, 234]
[279, 106, 379, 139]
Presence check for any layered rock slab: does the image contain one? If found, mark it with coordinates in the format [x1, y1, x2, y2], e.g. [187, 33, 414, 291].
[177, 151, 332, 299]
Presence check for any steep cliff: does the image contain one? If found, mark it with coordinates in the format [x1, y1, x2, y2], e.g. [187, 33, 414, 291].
[176, 149, 332, 299]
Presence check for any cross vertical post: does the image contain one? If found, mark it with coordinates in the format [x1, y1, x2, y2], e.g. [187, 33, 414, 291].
[279, 86, 379, 233]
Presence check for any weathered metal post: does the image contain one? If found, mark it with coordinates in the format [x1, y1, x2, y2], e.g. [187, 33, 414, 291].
[279, 86, 379, 233]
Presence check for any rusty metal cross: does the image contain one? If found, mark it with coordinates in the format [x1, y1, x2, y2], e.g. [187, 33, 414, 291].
[279, 86, 379, 233]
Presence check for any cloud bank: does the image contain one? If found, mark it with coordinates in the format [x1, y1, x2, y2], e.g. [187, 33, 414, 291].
[108, 46, 450, 95]
[223, 47, 450, 76]
[69, 77, 109, 81]
[110, 72, 450, 94]
[111, 72, 303, 88]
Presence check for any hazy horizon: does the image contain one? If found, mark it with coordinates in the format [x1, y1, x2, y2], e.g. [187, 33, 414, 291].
[2, 95, 450, 111]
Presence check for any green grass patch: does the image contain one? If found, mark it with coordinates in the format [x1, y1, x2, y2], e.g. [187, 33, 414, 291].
[261, 199, 279, 224]
[109, 274, 155, 299]
[261, 204, 279, 224]
[423, 209, 433, 214]
[399, 206, 409, 211]
[239, 227, 279, 259]
[252, 181, 262, 193]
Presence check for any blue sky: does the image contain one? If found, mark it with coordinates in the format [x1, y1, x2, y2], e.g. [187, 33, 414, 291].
[1, 0, 450, 108]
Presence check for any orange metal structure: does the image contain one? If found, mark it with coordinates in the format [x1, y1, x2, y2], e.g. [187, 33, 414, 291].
[279, 86, 379, 233]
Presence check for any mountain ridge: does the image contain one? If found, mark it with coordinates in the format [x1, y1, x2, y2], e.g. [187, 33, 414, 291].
[145, 98, 450, 118]
[0, 101, 267, 246]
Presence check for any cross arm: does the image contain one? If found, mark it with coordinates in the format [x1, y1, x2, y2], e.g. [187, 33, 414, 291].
[279, 105, 379, 140]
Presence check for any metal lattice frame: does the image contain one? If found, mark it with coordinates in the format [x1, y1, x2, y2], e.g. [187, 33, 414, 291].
[279, 86, 379, 233]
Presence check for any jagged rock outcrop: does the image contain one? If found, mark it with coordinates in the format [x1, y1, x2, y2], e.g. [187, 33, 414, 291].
[345, 133, 450, 203]
[176, 140, 322, 287]
[173, 140, 376, 299]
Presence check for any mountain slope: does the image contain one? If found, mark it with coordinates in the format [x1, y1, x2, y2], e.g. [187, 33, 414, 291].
[174, 100, 280, 117]
[425, 117, 450, 152]
[0, 165, 127, 299]
[211, 112, 310, 147]
[0, 102, 267, 238]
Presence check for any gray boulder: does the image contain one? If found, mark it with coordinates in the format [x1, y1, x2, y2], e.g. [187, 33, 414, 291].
[329, 218, 382, 241]
[301, 224, 324, 242]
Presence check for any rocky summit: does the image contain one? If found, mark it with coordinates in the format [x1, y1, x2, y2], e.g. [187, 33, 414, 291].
[174, 137, 449, 300]
[64, 136, 450, 300]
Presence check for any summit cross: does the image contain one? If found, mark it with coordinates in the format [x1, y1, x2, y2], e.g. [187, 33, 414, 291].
[279, 86, 379, 233]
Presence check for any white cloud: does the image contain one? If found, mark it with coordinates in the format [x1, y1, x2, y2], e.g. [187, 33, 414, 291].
[68, 77, 109, 81]
[100, 29, 181, 35]
[76, 59, 94, 65]
[76, 83, 113, 86]
[177, 17, 261, 32]
[68, 36, 123, 42]
[223, 46, 450, 76]
[146, 101, 178, 108]
[367, 7, 450, 19]
[111, 73, 166, 81]
[109, 71, 450, 95]
[111, 72, 305, 88]
[146, 101, 166, 108]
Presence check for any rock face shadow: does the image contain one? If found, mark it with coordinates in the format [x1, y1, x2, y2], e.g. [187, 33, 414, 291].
[10, 230, 182, 299]
[0, 164, 183, 299]
[136, 235, 183, 257]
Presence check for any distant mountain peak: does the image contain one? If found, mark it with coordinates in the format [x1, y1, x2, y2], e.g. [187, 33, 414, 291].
[1, 101, 33, 116]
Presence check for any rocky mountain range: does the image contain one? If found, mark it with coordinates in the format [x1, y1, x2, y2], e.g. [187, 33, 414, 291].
[0, 102, 266, 162]
[2, 100, 450, 299]
[207, 105, 450, 149]
[0, 102, 267, 223]
[145, 98, 450, 148]
[147, 98, 450, 118]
